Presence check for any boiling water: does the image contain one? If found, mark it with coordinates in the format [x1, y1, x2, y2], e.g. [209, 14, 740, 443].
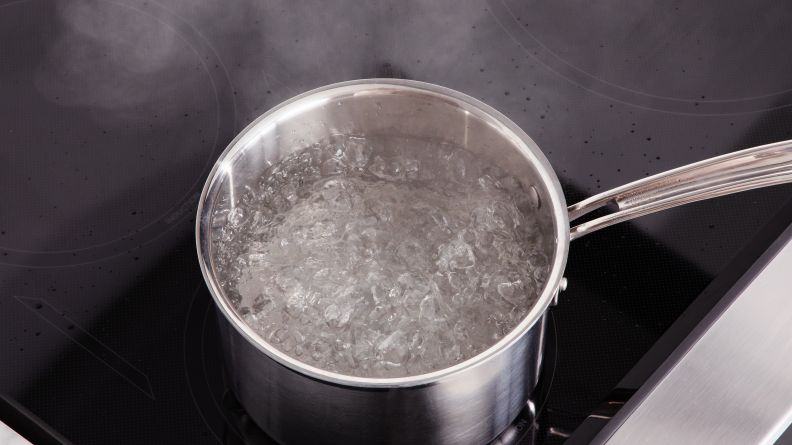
[211, 134, 549, 378]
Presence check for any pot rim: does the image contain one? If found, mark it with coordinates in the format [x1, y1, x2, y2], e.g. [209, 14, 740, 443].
[196, 78, 570, 388]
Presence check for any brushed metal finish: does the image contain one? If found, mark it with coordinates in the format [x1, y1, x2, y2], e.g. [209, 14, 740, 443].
[0, 420, 32, 445]
[217, 310, 546, 445]
[568, 139, 792, 240]
[604, 227, 792, 445]
[197, 79, 568, 444]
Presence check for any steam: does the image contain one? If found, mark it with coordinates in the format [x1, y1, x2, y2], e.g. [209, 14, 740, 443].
[34, 0, 515, 130]
[35, 0, 211, 124]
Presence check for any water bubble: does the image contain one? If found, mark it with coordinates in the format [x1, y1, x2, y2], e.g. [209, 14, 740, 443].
[211, 134, 549, 378]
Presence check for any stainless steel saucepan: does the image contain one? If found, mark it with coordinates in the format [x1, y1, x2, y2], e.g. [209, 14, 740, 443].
[196, 79, 792, 445]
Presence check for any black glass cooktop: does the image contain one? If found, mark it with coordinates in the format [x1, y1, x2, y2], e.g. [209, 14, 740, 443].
[2, 0, 792, 444]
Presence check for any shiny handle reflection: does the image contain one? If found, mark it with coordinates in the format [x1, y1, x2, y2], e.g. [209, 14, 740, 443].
[567, 139, 792, 240]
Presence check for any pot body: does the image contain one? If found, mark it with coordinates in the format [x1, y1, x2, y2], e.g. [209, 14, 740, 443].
[217, 308, 546, 445]
[197, 79, 570, 445]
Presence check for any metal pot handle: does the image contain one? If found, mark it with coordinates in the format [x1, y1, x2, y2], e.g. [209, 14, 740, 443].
[567, 139, 792, 240]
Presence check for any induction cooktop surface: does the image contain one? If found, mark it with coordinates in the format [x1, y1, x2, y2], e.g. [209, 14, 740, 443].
[2, 0, 792, 444]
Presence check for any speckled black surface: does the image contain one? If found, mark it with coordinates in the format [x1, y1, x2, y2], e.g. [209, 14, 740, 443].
[2, 0, 792, 444]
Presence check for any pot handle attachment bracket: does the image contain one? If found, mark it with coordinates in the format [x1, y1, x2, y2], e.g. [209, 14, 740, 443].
[550, 277, 568, 306]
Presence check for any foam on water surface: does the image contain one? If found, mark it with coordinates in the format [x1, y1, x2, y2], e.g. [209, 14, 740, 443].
[211, 134, 549, 378]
